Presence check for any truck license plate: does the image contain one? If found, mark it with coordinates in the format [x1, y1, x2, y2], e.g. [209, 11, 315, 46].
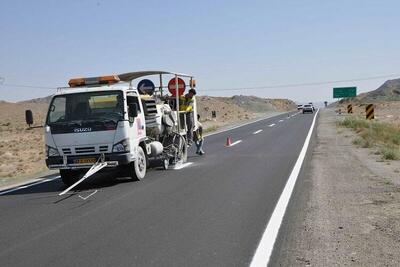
[74, 158, 96, 164]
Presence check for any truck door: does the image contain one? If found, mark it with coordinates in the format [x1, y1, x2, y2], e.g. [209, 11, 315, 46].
[127, 94, 146, 142]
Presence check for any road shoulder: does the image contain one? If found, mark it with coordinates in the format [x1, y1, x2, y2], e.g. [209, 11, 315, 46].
[271, 109, 400, 266]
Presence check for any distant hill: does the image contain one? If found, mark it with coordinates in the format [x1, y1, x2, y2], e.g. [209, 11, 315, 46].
[197, 95, 296, 122]
[338, 78, 400, 105]
[1, 94, 296, 128]
[358, 78, 400, 101]
[19, 95, 53, 104]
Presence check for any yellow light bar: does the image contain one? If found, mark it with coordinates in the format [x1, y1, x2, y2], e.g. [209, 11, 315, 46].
[68, 75, 120, 87]
[68, 78, 85, 87]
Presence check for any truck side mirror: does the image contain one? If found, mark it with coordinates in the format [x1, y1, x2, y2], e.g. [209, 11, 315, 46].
[128, 104, 138, 121]
[25, 110, 33, 128]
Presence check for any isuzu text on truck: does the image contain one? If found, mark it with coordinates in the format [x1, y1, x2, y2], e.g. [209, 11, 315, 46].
[37, 71, 198, 192]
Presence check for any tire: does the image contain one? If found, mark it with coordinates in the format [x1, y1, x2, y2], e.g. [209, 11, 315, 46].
[178, 136, 188, 163]
[162, 158, 169, 170]
[129, 146, 147, 181]
[181, 140, 188, 163]
[60, 169, 81, 186]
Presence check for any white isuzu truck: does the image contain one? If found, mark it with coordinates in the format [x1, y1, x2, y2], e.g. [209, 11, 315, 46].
[42, 71, 198, 187]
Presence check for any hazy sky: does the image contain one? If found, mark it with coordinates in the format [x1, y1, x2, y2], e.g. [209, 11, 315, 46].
[1, 0, 400, 103]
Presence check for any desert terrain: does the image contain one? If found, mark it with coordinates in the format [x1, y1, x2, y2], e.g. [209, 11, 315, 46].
[0, 101, 50, 184]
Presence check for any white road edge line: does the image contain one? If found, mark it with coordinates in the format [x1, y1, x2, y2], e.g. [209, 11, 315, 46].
[268, 123, 275, 127]
[253, 130, 263, 135]
[250, 109, 319, 267]
[0, 176, 61, 196]
[227, 140, 242, 147]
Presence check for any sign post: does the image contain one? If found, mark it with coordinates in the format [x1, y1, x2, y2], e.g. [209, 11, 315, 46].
[347, 104, 353, 114]
[366, 104, 374, 120]
[333, 87, 357, 116]
[137, 79, 155, 95]
[168, 77, 186, 96]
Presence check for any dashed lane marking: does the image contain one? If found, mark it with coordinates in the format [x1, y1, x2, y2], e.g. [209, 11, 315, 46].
[204, 112, 290, 137]
[227, 140, 242, 147]
[253, 130, 263, 135]
[268, 123, 275, 127]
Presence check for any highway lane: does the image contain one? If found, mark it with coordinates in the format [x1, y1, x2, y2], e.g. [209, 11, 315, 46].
[0, 111, 316, 266]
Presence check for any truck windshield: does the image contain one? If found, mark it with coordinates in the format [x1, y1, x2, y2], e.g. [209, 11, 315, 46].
[47, 91, 124, 125]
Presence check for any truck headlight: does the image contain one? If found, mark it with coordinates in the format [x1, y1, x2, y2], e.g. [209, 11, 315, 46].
[46, 145, 60, 157]
[112, 139, 130, 152]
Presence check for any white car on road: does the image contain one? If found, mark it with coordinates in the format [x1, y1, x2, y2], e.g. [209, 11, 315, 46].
[302, 104, 314, 114]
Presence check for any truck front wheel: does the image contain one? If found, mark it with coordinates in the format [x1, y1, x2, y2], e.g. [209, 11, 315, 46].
[129, 146, 147, 181]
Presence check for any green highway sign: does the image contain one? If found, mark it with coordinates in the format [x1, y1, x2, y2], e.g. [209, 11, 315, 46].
[333, 87, 357, 98]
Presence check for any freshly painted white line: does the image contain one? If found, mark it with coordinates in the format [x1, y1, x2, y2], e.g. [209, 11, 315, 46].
[59, 162, 107, 196]
[227, 140, 242, 147]
[250, 109, 319, 267]
[253, 130, 263, 135]
[278, 119, 284, 122]
[171, 162, 193, 170]
[0, 176, 61, 196]
[268, 123, 275, 127]
[204, 112, 288, 137]
[79, 190, 98, 200]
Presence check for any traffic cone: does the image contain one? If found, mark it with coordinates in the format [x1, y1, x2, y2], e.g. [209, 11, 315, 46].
[226, 137, 232, 147]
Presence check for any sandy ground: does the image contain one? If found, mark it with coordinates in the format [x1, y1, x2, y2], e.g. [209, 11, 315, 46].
[276, 109, 400, 266]
[0, 101, 50, 188]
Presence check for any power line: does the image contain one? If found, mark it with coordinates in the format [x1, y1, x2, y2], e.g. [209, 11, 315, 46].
[201, 73, 400, 92]
[0, 73, 398, 92]
[0, 83, 56, 90]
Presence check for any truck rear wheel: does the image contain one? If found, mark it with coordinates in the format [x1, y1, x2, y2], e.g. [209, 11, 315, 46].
[60, 169, 81, 186]
[129, 146, 147, 181]
[181, 139, 188, 163]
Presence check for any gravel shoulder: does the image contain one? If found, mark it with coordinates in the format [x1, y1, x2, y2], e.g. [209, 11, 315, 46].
[272, 108, 400, 266]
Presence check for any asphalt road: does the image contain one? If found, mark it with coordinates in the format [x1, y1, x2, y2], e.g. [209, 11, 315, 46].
[0, 111, 316, 267]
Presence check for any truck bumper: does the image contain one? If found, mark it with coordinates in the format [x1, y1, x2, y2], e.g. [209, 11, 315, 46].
[46, 153, 132, 170]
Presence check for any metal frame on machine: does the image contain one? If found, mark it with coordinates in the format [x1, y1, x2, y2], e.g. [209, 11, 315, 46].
[118, 70, 195, 135]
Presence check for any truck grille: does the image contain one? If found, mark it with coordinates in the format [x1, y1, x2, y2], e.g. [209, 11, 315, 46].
[62, 148, 72, 155]
[99, 145, 108, 152]
[75, 146, 95, 154]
